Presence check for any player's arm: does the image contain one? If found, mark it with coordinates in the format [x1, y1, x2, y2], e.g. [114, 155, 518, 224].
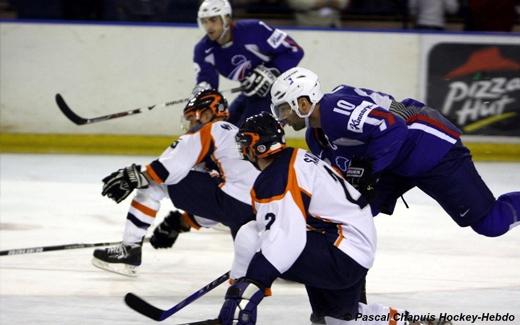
[100, 129, 205, 204]
[193, 42, 219, 92]
[254, 21, 304, 72]
[247, 195, 307, 288]
[339, 101, 407, 174]
[145, 124, 214, 186]
[364, 107, 408, 174]
[218, 195, 307, 324]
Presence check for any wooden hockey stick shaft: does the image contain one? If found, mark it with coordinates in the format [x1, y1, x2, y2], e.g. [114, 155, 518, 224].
[56, 87, 243, 125]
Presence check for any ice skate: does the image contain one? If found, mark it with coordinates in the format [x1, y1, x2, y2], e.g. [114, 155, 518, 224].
[91, 243, 141, 277]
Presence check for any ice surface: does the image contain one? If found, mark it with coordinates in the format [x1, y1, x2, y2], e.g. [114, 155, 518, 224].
[1, 154, 519, 324]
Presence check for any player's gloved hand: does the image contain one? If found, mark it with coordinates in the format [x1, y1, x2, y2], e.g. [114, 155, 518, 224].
[345, 157, 376, 200]
[218, 278, 265, 325]
[101, 164, 150, 203]
[191, 81, 211, 98]
[241, 65, 279, 97]
[150, 210, 191, 249]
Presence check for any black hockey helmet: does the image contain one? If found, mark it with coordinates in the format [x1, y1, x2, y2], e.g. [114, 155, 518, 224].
[236, 111, 286, 160]
[184, 89, 229, 121]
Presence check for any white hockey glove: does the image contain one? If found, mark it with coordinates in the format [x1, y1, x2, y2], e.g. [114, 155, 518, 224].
[241, 65, 279, 97]
[101, 164, 150, 203]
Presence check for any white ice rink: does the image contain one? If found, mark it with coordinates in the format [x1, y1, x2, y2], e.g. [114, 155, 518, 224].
[0, 153, 519, 325]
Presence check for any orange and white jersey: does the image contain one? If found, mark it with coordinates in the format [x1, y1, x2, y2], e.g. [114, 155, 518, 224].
[251, 147, 376, 273]
[145, 120, 260, 205]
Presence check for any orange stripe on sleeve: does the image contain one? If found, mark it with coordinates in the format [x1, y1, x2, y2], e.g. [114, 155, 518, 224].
[252, 150, 307, 220]
[181, 212, 201, 230]
[131, 200, 157, 218]
[287, 150, 307, 220]
[196, 123, 214, 164]
[145, 164, 163, 184]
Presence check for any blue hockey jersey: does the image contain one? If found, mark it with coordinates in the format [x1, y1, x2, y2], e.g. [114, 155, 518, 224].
[306, 85, 462, 177]
[193, 20, 303, 88]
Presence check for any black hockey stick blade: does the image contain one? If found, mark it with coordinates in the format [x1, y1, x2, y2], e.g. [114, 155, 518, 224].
[55, 93, 89, 125]
[125, 271, 230, 321]
[125, 293, 164, 321]
[56, 93, 145, 125]
[55, 87, 242, 126]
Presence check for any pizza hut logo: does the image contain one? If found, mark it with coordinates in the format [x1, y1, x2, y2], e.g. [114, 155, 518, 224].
[427, 44, 520, 135]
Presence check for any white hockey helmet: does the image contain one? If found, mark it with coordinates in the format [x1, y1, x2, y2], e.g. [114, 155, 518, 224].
[270, 67, 324, 119]
[198, 0, 232, 22]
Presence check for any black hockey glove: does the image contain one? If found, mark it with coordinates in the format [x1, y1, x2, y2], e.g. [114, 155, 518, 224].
[150, 210, 191, 249]
[101, 164, 150, 203]
[241, 65, 279, 97]
[345, 157, 377, 200]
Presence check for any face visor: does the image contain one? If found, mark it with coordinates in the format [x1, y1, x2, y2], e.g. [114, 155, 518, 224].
[270, 102, 292, 125]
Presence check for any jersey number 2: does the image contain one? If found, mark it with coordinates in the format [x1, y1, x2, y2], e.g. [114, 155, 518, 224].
[265, 213, 276, 230]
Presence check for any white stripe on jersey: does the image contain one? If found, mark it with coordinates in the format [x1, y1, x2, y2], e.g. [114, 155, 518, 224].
[365, 116, 387, 132]
[409, 122, 457, 144]
[244, 44, 270, 62]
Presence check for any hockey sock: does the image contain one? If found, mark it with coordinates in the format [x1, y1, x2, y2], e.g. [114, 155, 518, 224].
[123, 198, 158, 244]
[471, 192, 520, 237]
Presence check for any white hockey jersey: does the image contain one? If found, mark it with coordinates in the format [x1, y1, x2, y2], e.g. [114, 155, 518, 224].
[145, 120, 260, 205]
[233, 147, 376, 281]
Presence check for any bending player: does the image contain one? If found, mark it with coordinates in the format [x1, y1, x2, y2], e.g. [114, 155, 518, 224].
[270, 67, 520, 237]
[219, 112, 424, 325]
[192, 0, 304, 126]
[92, 89, 259, 276]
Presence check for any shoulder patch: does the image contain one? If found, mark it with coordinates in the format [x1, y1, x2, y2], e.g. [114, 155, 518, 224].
[267, 29, 287, 49]
[170, 139, 180, 149]
[348, 101, 376, 133]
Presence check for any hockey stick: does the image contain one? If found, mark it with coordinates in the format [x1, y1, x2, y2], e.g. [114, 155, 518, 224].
[174, 319, 220, 325]
[0, 240, 121, 256]
[125, 271, 230, 321]
[56, 87, 243, 125]
[0, 238, 150, 256]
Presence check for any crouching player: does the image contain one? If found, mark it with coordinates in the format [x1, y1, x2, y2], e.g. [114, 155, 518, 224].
[92, 89, 259, 276]
[219, 112, 423, 325]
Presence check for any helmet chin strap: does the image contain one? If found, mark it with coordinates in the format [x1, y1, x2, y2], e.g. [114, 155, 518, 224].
[297, 102, 316, 119]
[217, 19, 230, 43]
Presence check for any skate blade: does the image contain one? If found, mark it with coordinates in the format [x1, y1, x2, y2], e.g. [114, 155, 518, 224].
[91, 257, 139, 277]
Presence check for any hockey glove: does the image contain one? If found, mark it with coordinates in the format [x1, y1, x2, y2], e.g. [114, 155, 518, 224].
[241, 65, 279, 97]
[219, 278, 265, 325]
[345, 157, 377, 200]
[101, 164, 150, 203]
[150, 210, 191, 249]
[191, 81, 211, 97]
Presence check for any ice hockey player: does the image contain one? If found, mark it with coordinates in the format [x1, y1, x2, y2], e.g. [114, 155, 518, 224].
[192, 0, 304, 126]
[270, 67, 520, 238]
[219, 112, 425, 325]
[91, 89, 259, 276]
